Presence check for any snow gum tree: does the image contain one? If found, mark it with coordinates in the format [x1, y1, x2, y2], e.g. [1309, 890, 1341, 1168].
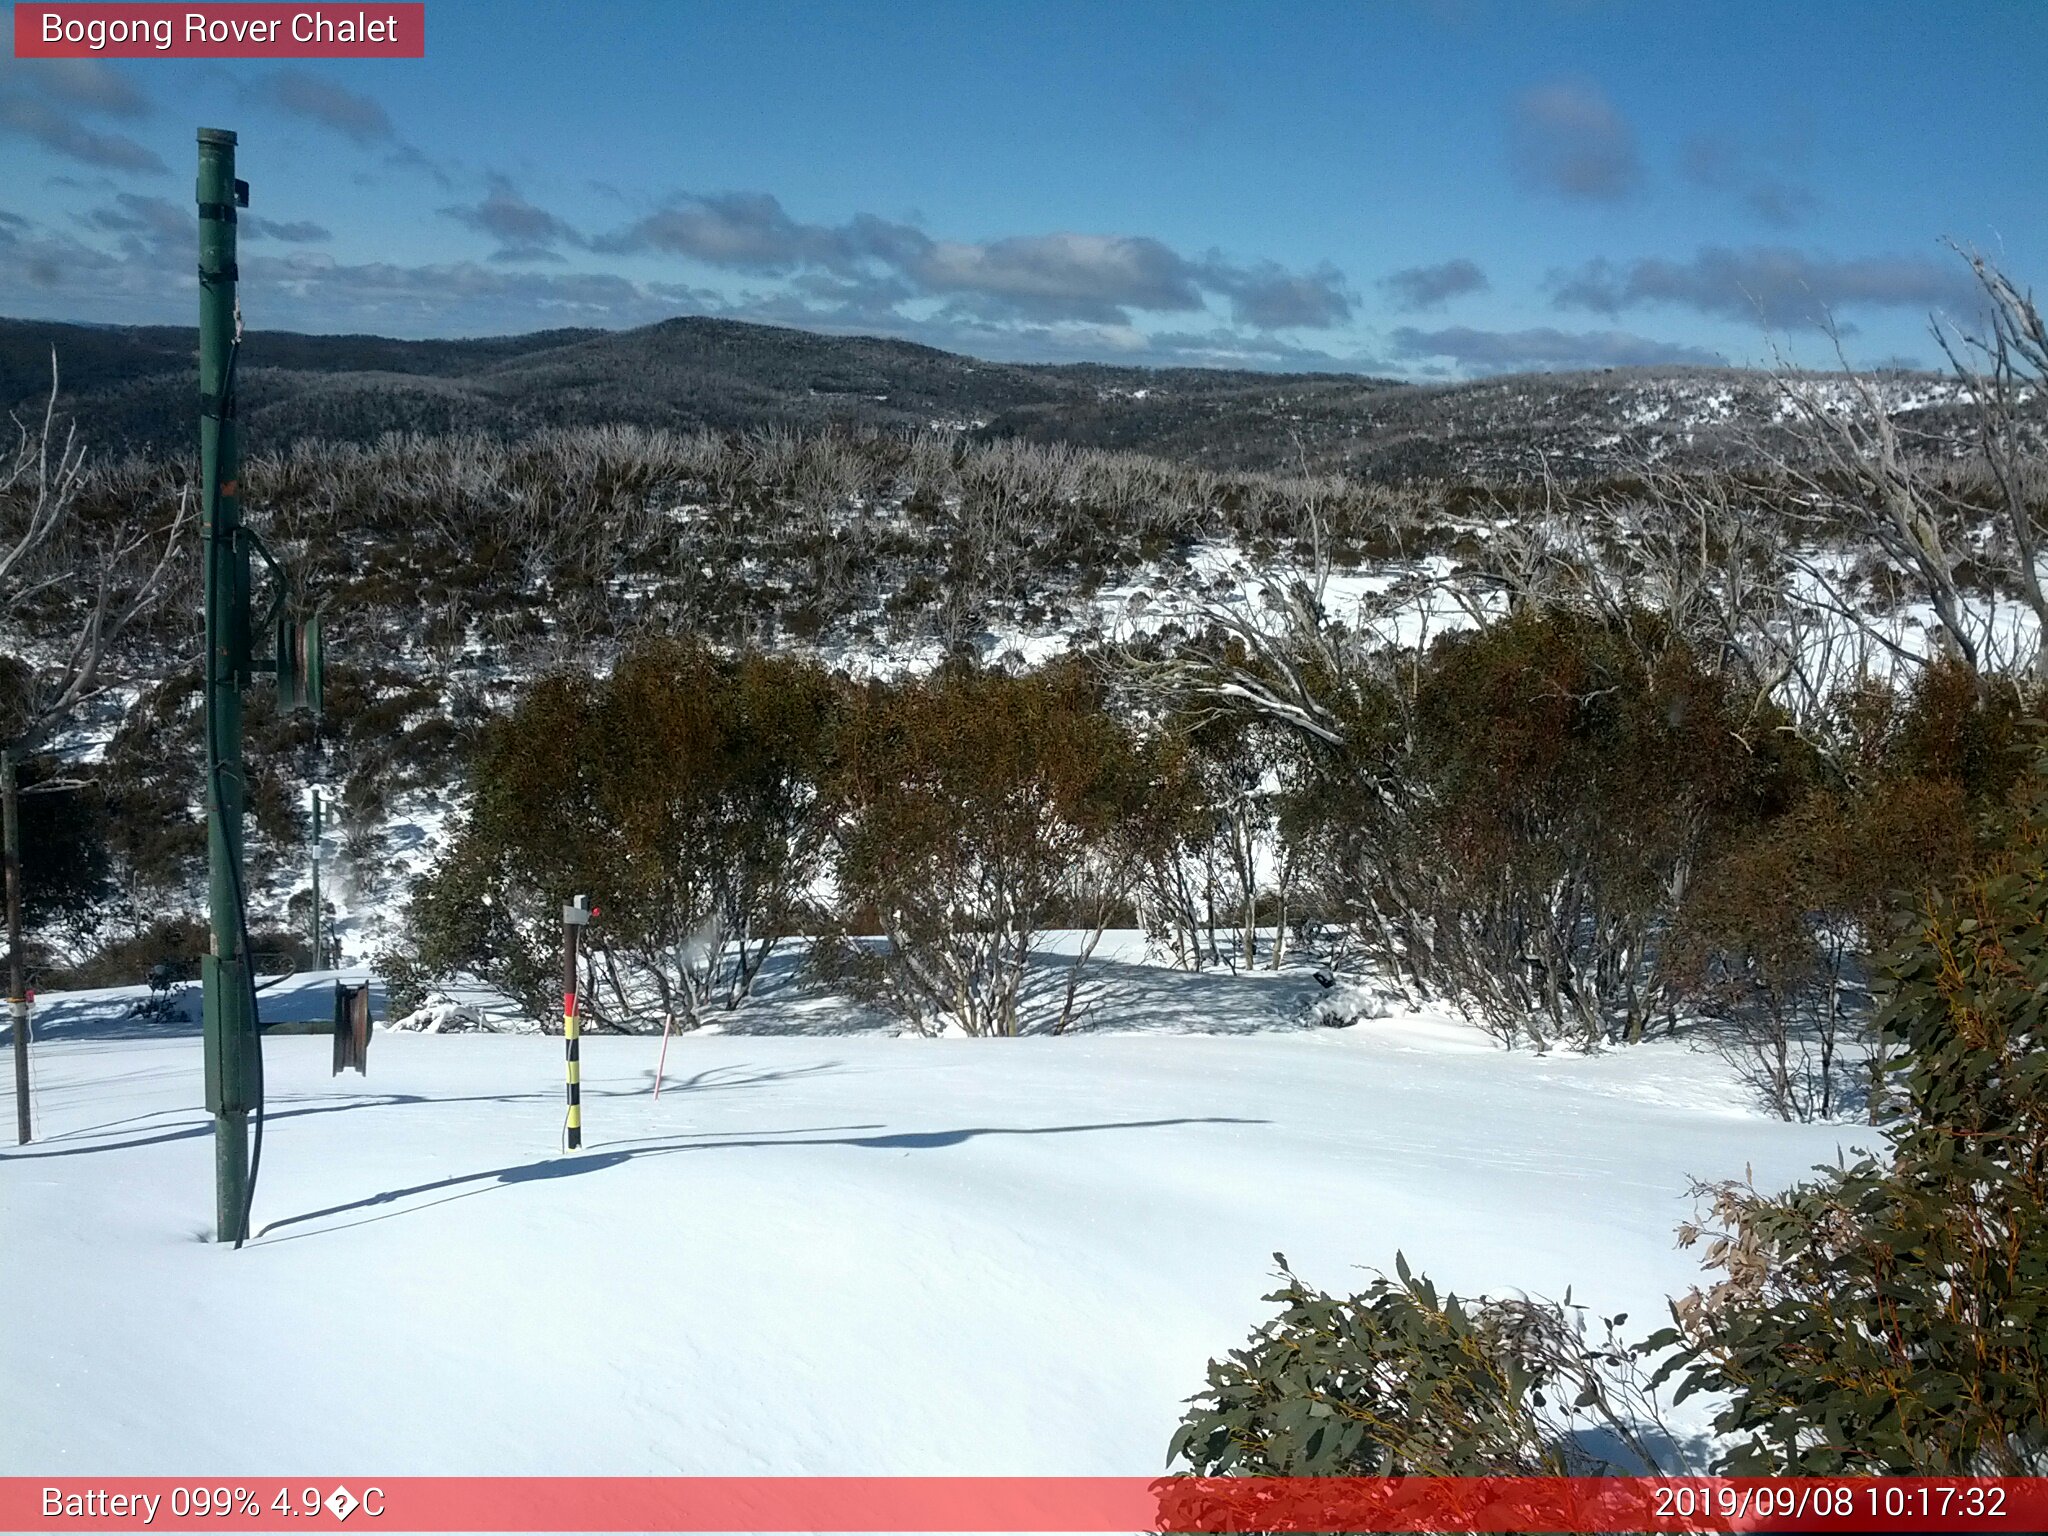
[1668, 661, 2037, 1120]
[397, 640, 835, 1028]
[594, 640, 836, 1022]
[1267, 607, 1800, 1048]
[826, 661, 1166, 1037]
[1132, 711, 1298, 974]
[1, 352, 191, 760]
[2, 353, 190, 978]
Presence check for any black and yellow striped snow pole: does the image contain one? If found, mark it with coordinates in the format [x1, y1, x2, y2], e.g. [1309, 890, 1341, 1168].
[562, 895, 592, 1149]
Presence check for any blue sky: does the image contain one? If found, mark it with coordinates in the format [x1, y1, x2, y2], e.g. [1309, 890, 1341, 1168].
[2, 0, 2043, 376]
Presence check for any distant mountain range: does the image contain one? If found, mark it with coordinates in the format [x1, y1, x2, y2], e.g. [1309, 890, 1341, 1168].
[0, 313, 1965, 479]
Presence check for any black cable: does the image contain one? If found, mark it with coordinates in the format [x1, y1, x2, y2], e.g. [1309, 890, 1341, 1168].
[211, 753, 265, 1249]
[219, 761, 264, 1250]
[201, 329, 266, 1251]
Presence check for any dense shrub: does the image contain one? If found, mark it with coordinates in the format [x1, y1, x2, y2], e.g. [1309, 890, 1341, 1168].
[7, 752, 113, 957]
[399, 639, 836, 1027]
[1670, 662, 2043, 1119]
[49, 915, 311, 990]
[827, 660, 1168, 1035]
[1177, 747, 2048, 1485]
[95, 671, 207, 899]
[1670, 785, 1959, 1119]
[1291, 608, 1803, 1047]
[1652, 773, 2048, 1472]
[1135, 713, 1301, 973]
[91, 666, 342, 905]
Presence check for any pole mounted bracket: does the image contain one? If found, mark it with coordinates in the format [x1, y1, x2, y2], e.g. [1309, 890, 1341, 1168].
[241, 525, 289, 627]
[236, 526, 323, 715]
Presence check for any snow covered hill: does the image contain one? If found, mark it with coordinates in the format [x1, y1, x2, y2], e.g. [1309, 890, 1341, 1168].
[0, 311, 1984, 476]
[3, 968, 1877, 1477]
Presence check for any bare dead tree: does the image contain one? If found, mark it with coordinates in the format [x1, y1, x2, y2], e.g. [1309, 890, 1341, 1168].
[1933, 247, 2048, 680]
[1479, 466, 1874, 756]
[1767, 368, 1987, 677]
[1748, 260, 2047, 692]
[3, 351, 193, 759]
[3, 352, 191, 1144]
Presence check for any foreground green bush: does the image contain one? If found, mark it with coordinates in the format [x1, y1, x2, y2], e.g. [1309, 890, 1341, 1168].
[1171, 1256, 1667, 1477]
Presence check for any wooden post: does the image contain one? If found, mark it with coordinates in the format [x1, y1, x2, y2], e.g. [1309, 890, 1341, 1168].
[653, 1009, 676, 1100]
[4, 750, 28, 1145]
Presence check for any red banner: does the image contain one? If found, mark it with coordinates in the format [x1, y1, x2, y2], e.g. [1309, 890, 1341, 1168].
[12, 4, 424, 58]
[3, 1477, 2046, 1532]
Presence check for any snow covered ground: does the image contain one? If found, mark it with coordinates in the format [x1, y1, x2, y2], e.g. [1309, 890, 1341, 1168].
[3, 963, 1879, 1478]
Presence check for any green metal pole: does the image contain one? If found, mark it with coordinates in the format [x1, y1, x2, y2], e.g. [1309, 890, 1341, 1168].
[198, 127, 254, 1243]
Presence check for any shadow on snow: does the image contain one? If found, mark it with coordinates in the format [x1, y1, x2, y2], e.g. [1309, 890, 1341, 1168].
[0, 1061, 846, 1162]
[250, 1115, 1266, 1245]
